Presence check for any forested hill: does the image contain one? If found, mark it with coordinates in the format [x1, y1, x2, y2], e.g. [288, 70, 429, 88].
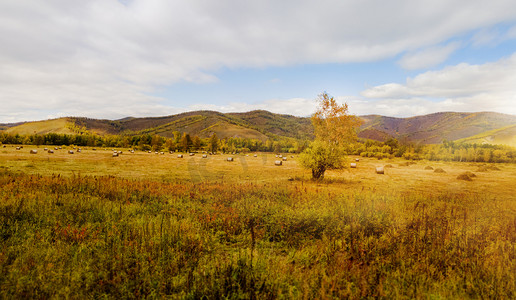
[2, 110, 516, 146]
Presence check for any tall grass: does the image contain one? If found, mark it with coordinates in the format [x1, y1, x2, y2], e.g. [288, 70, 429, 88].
[0, 170, 514, 298]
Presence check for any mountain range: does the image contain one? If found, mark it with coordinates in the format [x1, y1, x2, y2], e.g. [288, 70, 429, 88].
[2, 110, 516, 146]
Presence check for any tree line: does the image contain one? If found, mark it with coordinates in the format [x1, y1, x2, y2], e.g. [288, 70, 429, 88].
[1, 126, 514, 163]
[0, 132, 309, 154]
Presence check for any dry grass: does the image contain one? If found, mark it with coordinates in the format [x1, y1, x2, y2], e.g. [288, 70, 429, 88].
[1, 147, 515, 298]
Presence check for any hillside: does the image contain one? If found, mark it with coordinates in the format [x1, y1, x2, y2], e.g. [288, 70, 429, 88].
[3, 110, 310, 141]
[358, 112, 516, 144]
[2, 111, 516, 146]
[455, 124, 516, 147]
[4, 118, 76, 135]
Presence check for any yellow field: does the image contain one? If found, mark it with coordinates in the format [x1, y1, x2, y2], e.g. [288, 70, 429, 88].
[2, 145, 515, 200]
[1, 144, 515, 298]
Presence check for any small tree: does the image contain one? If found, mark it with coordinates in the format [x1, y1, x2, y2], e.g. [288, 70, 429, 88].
[208, 133, 219, 153]
[299, 92, 362, 179]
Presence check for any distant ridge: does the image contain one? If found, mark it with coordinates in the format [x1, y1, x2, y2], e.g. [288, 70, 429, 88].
[2, 110, 516, 146]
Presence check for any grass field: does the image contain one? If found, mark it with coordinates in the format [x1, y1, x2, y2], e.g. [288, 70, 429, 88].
[1, 145, 515, 298]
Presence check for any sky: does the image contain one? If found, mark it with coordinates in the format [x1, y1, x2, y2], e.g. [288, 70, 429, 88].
[1, 0, 516, 123]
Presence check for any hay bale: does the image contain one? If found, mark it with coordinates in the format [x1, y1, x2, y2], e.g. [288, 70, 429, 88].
[254, 154, 257, 157]
[350, 163, 357, 168]
[227, 157, 234, 162]
[68, 150, 74, 154]
[189, 153, 195, 156]
[202, 154, 207, 158]
[457, 172, 473, 181]
[355, 158, 360, 162]
[92, 148, 96, 151]
[177, 154, 183, 158]
[275, 160, 282, 166]
[433, 168, 446, 173]
[54, 147, 59, 150]
[375, 167, 384, 174]
[112, 152, 119, 157]
[48, 150, 54, 154]
[160, 152, 164, 155]
[44, 148, 48, 151]
[424, 166, 434, 170]
[476, 166, 489, 172]
[30, 150, 37, 154]
[282, 157, 287, 161]
[16, 147, 20, 150]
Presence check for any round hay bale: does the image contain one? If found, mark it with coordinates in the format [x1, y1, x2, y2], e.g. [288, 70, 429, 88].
[92, 148, 96, 151]
[44, 148, 48, 151]
[189, 153, 195, 156]
[375, 167, 384, 174]
[254, 154, 257, 157]
[350, 163, 357, 168]
[282, 157, 287, 161]
[433, 168, 446, 173]
[476, 166, 489, 172]
[177, 154, 183, 158]
[227, 157, 234, 162]
[16, 147, 20, 150]
[48, 150, 54, 154]
[68, 150, 74, 154]
[30, 150, 37, 154]
[424, 166, 434, 170]
[457, 172, 473, 181]
[112, 152, 119, 157]
[275, 160, 282, 166]
[202, 154, 207, 158]
[54, 147, 59, 150]
[355, 158, 360, 162]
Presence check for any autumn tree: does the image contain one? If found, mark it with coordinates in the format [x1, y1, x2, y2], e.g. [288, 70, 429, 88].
[208, 133, 219, 153]
[180, 133, 192, 152]
[299, 92, 362, 179]
[192, 135, 201, 150]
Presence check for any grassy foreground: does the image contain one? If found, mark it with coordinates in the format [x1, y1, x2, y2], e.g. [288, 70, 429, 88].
[0, 147, 515, 298]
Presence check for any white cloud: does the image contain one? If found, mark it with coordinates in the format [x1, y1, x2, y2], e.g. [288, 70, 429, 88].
[361, 53, 516, 116]
[1, 0, 516, 122]
[398, 42, 461, 70]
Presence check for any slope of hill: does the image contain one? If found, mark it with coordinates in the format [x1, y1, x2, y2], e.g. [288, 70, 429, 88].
[456, 124, 516, 147]
[4, 118, 76, 135]
[2, 111, 515, 146]
[359, 112, 516, 144]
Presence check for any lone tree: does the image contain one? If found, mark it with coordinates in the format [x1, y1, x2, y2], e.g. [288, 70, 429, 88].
[299, 92, 362, 179]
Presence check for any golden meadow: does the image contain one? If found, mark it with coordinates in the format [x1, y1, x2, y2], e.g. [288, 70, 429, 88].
[1, 146, 515, 298]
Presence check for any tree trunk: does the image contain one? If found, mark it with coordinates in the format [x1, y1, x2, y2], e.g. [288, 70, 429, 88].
[312, 167, 326, 180]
